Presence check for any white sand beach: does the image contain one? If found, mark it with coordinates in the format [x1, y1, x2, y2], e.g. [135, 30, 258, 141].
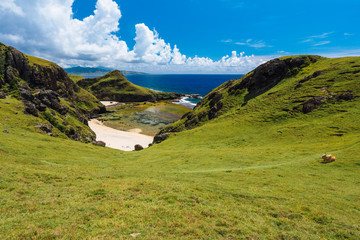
[100, 101, 120, 107]
[88, 119, 153, 151]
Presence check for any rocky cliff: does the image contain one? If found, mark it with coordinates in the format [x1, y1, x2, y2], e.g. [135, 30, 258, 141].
[0, 42, 105, 142]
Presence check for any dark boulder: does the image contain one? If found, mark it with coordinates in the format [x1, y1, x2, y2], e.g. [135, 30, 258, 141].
[0, 92, 6, 99]
[36, 123, 53, 135]
[134, 144, 144, 151]
[3, 129, 9, 133]
[23, 101, 39, 116]
[335, 91, 355, 101]
[93, 141, 106, 147]
[153, 133, 170, 144]
[302, 96, 327, 113]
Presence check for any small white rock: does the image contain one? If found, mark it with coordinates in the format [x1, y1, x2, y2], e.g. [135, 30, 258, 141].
[130, 233, 141, 238]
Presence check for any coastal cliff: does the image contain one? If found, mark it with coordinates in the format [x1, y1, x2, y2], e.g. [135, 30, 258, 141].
[0, 42, 105, 142]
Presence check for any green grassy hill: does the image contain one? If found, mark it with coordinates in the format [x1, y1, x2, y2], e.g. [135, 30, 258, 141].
[0, 42, 105, 142]
[77, 70, 185, 102]
[0, 54, 359, 239]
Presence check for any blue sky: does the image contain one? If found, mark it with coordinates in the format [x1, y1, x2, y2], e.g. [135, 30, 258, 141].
[0, 0, 359, 73]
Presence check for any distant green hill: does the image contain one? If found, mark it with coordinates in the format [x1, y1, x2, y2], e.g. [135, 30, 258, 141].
[1, 51, 359, 239]
[77, 70, 184, 102]
[64, 66, 146, 76]
[155, 55, 360, 142]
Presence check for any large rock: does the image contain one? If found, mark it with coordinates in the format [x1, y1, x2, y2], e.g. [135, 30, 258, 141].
[0, 92, 6, 99]
[134, 144, 144, 151]
[153, 133, 170, 144]
[302, 96, 327, 113]
[93, 141, 106, 147]
[36, 123, 53, 136]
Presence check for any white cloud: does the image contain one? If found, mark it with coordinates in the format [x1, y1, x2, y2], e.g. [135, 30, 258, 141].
[235, 39, 270, 48]
[0, 0, 267, 73]
[301, 32, 333, 46]
[221, 39, 233, 43]
[0, 0, 24, 16]
[313, 41, 331, 46]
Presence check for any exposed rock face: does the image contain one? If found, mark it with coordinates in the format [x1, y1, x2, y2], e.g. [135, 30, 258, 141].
[2, 46, 78, 96]
[228, 56, 317, 97]
[36, 123, 53, 135]
[0, 42, 105, 142]
[302, 96, 327, 113]
[20, 88, 69, 116]
[153, 133, 170, 144]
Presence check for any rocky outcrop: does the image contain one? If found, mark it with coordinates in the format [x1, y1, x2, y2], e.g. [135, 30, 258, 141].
[153, 133, 170, 144]
[302, 96, 327, 113]
[20, 88, 68, 116]
[0, 42, 105, 143]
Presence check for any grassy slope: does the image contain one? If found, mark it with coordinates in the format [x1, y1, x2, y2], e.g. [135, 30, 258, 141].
[0, 56, 360, 239]
[68, 74, 85, 83]
[77, 70, 179, 101]
[78, 70, 154, 97]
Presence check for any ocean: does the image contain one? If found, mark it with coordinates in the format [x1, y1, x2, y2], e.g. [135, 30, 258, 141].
[80, 74, 244, 107]
[126, 74, 243, 107]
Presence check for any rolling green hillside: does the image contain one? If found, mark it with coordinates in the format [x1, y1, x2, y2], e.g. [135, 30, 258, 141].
[77, 70, 186, 102]
[0, 54, 359, 239]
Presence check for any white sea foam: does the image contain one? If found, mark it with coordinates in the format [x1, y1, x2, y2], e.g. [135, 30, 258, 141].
[173, 96, 197, 109]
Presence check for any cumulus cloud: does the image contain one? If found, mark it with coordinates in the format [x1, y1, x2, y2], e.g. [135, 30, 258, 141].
[0, 0, 24, 16]
[0, 0, 268, 73]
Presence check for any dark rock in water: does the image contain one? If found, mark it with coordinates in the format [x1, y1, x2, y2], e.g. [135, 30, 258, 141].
[36, 123, 53, 135]
[184, 94, 201, 99]
[93, 141, 106, 147]
[302, 96, 327, 113]
[134, 144, 144, 151]
[3, 129, 9, 133]
[153, 133, 170, 144]
[0, 92, 6, 99]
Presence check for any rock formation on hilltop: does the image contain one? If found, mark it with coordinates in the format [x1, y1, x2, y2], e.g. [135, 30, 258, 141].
[0, 42, 105, 142]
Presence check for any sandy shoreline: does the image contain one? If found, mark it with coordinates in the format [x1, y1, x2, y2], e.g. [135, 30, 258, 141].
[88, 119, 153, 151]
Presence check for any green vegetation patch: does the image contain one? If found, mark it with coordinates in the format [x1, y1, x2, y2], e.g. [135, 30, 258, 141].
[0, 55, 359, 239]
